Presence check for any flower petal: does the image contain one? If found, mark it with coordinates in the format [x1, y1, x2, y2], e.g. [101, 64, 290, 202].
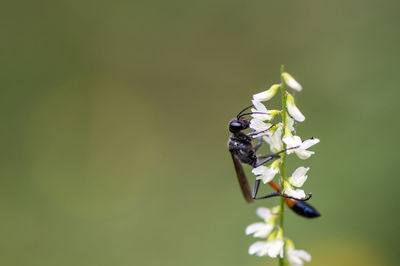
[290, 167, 309, 187]
[286, 94, 305, 122]
[292, 167, 309, 179]
[246, 222, 265, 235]
[249, 241, 268, 256]
[250, 118, 272, 134]
[294, 150, 314, 160]
[282, 72, 302, 92]
[283, 135, 302, 152]
[253, 223, 274, 238]
[252, 99, 268, 113]
[300, 138, 320, 150]
[287, 247, 312, 265]
[265, 239, 284, 258]
[256, 207, 272, 221]
[263, 127, 283, 152]
[252, 166, 268, 176]
[284, 186, 306, 199]
[286, 115, 295, 132]
[256, 168, 278, 184]
[253, 84, 280, 102]
[251, 100, 271, 121]
[290, 174, 308, 187]
[295, 250, 311, 262]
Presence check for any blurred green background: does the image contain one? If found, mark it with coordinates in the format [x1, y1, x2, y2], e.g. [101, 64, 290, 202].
[1, 0, 399, 265]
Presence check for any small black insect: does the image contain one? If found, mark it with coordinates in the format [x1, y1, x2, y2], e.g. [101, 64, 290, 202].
[228, 105, 320, 218]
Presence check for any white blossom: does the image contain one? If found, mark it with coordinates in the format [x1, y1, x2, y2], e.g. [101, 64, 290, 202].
[282, 72, 302, 92]
[251, 100, 271, 121]
[249, 238, 284, 258]
[287, 247, 311, 266]
[282, 166, 310, 200]
[251, 100, 280, 122]
[249, 118, 272, 135]
[286, 115, 295, 132]
[286, 92, 305, 122]
[256, 207, 274, 222]
[282, 135, 320, 160]
[265, 238, 284, 258]
[246, 222, 274, 238]
[249, 241, 269, 256]
[245, 70, 317, 265]
[263, 126, 283, 152]
[252, 164, 279, 184]
[289, 167, 309, 187]
[253, 84, 280, 102]
[246, 207, 276, 238]
[284, 185, 306, 199]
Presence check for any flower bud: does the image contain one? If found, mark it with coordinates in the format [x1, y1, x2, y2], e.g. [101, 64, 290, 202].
[286, 92, 305, 122]
[289, 167, 309, 187]
[282, 72, 302, 92]
[253, 84, 280, 102]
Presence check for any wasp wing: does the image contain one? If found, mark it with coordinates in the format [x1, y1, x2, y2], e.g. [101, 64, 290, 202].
[230, 152, 254, 203]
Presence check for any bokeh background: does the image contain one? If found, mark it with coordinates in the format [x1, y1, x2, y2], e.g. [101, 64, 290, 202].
[2, 0, 399, 265]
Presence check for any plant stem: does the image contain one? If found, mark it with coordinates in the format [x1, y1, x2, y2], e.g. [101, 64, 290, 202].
[279, 65, 287, 266]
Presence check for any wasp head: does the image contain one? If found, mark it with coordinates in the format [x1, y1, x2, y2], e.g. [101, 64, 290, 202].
[229, 117, 250, 133]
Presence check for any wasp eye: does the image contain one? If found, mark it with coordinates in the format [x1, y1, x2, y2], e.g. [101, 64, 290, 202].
[229, 121, 244, 133]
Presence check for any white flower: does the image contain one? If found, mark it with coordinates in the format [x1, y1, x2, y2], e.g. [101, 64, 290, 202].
[251, 100, 271, 121]
[246, 207, 275, 238]
[282, 135, 320, 160]
[287, 247, 311, 266]
[248, 239, 284, 258]
[256, 207, 274, 222]
[253, 84, 280, 102]
[252, 163, 279, 184]
[289, 167, 309, 187]
[249, 118, 272, 136]
[286, 115, 295, 132]
[283, 167, 309, 199]
[249, 241, 269, 256]
[265, 238, 284, 258]
[246, 222, 274, 238]
[284, 185, 306, 199]
[247, 207, 283, 258]
[286, 92, 305, 122]
[282, 72, 302, 92]
[251, 100, 280, 122]
[263, 126, 283, 152]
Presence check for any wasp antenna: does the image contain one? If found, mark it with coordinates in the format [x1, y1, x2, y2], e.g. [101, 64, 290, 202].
[237, 104, 254, 118]
[238, 111, 271, 118]
[247, 123, 277, 137]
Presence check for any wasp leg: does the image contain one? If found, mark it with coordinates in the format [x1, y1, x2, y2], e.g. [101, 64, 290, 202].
[282, 193, 312, 201]
[252, 179, 280, 200]
[252, 179, 312, 201]
[254, 136, 263, 152]
[252, 179, 281, 199]
[253, 154, 280, 167]
[253, 146, 300, 168]
[254, 192, 282, 199]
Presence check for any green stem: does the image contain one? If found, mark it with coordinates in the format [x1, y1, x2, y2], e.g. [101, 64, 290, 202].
[279, 65, 287, 266]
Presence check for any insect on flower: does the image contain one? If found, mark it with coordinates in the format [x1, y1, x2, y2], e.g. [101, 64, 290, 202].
[228, 105, 320, 218]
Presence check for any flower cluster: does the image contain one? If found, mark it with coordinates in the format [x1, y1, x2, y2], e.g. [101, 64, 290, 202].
[247, 207, 311, 265]
[246, 71, 319, 265]
[249, 72, 319, 201]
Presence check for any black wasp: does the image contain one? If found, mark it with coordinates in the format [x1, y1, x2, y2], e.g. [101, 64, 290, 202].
[228, 105, 320, 218]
